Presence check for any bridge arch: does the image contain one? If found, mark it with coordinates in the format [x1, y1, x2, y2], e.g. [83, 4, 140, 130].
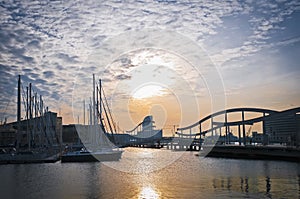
[176, 107, 300, 146]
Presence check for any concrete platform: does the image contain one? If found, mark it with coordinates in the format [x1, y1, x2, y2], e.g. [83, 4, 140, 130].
[199, 145, 300, 162]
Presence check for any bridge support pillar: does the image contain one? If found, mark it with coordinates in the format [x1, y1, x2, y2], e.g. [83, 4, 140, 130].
[226, 126, 229, 145]
[219, 128, 222, 144]
[242, 111, 246, 145]
[211, 117, 214, 136]
[238, 125, 241, 146]
[225, 112, 228, 145]
[263, 112, 268, 146]
[199, 124, 202, 147]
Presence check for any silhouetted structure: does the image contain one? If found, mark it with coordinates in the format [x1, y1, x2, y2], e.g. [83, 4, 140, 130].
[62, 116, 163, 148]
[177, 107, 300, 147]
[0, 75, 61, 163]
[125, 115, 163, 147]
[0, 112, 62, 149]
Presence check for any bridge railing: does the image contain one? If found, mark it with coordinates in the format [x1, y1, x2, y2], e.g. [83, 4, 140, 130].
[176, 107, 300, 146]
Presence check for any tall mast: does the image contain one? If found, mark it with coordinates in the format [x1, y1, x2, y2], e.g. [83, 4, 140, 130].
[29, 83, 32, 119]
[26, 86, 29, 120]
[28, 83, 32, 150]
[17, 75, 21, 151]
[96, 85, 99, 123]
[17, 75, 21, 122]
[89, 98, 92, 125]
[99, 79, 102, 121]
[93, 74, 96, 125]
[83, 99, 85, 125]
[34, 92, 37, 118]
[40, 95, 43, 116]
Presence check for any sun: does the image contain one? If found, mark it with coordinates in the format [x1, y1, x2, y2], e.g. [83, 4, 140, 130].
[132, 84, 166, 99]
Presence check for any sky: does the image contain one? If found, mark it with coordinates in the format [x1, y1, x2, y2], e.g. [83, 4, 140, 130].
[0, 0, 300, 135]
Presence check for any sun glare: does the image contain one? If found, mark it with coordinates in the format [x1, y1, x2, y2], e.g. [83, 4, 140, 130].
[132, 85, 166, 99]
[138, 186, 159, 199]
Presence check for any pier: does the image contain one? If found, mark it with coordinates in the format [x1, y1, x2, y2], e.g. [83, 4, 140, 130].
[54, 107, 300, 162]
[172, 107, 300, 161]
[200, 145, 300, 162]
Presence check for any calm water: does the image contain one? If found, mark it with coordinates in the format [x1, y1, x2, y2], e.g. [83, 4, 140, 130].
[1, 148, 299, 199]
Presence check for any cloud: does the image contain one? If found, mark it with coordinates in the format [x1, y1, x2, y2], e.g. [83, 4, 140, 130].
[115, 74, 131, 80]
[55, 53, 79, 63]
[43, 70, 55, 78]
[0, 0, 300, 123]
[209, 0, 300, 66]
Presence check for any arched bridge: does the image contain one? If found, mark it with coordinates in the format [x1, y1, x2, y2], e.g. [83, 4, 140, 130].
[176, 107, 300, 146]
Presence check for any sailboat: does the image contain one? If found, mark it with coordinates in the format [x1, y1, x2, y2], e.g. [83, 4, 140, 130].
[0, 75, 61, 164]
[61, 74, 123, 162]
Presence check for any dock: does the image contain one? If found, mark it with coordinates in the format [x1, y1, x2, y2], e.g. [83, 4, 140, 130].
[0, 153, 60, 164]
[199, 145, 300, 162]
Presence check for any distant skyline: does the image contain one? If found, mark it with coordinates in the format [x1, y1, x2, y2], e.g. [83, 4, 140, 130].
[1, 0, 300, 135]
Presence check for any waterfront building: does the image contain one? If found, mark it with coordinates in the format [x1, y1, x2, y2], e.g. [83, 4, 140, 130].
[218, 132, 239, 144]
[0, 112, 62, 149]
[125, 115, 163, 146]
[136, 115, 162, 140]
[252, 131, 263, 144]
[62, 116, 163, 148]
[264, 112, 300, 146]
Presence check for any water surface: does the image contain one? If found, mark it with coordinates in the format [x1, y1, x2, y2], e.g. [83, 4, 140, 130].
[1, 148, 299, 199]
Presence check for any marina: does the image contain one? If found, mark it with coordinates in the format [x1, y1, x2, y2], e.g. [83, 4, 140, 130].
[0, 75, 300, 164]
[0, 70, 299, 198]
[1, 0, 300, 198]
[60, 74, 123, 162]
[0, 75, 62, 164]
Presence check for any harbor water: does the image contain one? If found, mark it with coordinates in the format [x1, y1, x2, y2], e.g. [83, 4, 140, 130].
[1, 148, 299, 199]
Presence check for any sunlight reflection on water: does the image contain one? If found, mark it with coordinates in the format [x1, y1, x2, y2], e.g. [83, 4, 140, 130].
[0, 148, 299, 199]
[138, 186, 160, 199]
[103, 147, 184, 173]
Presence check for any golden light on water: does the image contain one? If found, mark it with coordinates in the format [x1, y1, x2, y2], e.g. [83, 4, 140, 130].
[138, 186, 159, 199]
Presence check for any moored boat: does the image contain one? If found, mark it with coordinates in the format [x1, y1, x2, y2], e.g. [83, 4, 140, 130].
[61, 74, 123, 163]
[61, 149, 123, 162]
